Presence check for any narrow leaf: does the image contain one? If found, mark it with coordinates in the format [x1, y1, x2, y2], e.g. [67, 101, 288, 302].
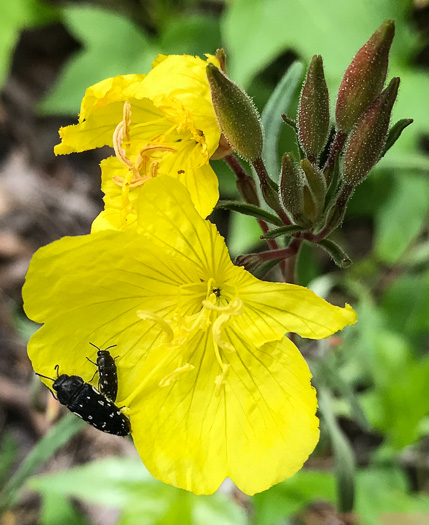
[216, 200, 283, 226]
[380, 118, 413, 158]
[316, 238, 352, 268]
[318, 387, 356, 513]
[261, 224, 303, 240]
[261, 62, 304, 178]
[0, 414, 85, 511]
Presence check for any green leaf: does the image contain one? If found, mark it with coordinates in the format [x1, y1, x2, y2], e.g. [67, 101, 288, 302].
[222, 0, 415, 89]
[261, 224, 302, 240]
[1, 0, 57, 89]
[30, 458, 247, 525]
[252, 470, 336, 525]
[159, 15, 221, 56]
[381, 271, 429, 341]
[29, 457, 151, 508]
[216, 200, 283, 226]
[316, 238, 352, 268]
[380, 118, 413, 158]
[356, 467, 429, 525]
[375, 172, 429, 264]
[0, 414, 85, 511]
[261, 61, 304, 178]
[228, 210, 265, 257]
[315, 354, 370, 432]
[0, 433, 18, 488]
[39, 6, 158, 115]
[41, 492, 91, 525]
[318, 387, 355, 513]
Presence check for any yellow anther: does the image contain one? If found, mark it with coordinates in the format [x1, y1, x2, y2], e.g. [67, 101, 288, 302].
[202, 296, 243, 314]
[150, 160, 159, 178]
[159, 363, 195, 387]
[137, 310, 174, 343]
[113, 121, 133, 169]
[212, 313, 235, 353]
[214, 364, 229, 396]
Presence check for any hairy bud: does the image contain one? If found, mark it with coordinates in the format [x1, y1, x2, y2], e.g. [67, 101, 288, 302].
[298, 55, 330, 161]
[336, 20, 395, 133]
[206, 64, 263, 161]
[344, 77, 399, 185]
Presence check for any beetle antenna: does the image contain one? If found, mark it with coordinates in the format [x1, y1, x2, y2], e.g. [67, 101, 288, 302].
[54, 364, 60, 377]
[89, 342, 117, 351]
[35, 372, 55, 382]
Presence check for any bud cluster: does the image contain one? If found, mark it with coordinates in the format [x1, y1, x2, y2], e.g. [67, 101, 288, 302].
[206, 22, 410, 272]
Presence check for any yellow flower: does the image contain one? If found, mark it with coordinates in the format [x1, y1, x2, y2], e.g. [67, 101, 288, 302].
[23, 177, 356, 495]
[54, 54, 222, 227]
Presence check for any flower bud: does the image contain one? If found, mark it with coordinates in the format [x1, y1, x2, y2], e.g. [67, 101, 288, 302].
[298, 55, 330, 161]
[322, 183, 354, 233]
[300, 159, 326, 224]
[206, 63, 263, 161]
[336, 20, 395, 133]
[279, 153, 308, 227]
[344, 77, 399, 186]
[261, 177, 284, 217]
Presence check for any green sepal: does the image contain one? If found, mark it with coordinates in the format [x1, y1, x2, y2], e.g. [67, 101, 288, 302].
[316, 238, 352, 268]
[216, 200, 283, 226]
[323, 153, 342, 213]
[380, 118, 413, 159]
[261, 224, 303, 240]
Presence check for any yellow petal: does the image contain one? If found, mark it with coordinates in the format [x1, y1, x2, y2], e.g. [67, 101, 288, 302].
[230, 274, 357, 342]
[23, 231, 197, 401]
[132, 54, 221, 157]
[54, 74, 146, 155]
[135, 176, 228, 273]
[130, 333, 319, 495]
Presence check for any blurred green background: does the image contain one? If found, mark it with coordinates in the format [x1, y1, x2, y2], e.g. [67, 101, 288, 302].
[1, 0, 429, 524]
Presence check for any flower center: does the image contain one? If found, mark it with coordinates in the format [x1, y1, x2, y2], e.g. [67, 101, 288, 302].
[137, 278, 242, 394]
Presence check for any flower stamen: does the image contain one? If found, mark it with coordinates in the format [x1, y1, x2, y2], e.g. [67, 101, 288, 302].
[137, 310, 175, 343]
[159, 363, 195, 387]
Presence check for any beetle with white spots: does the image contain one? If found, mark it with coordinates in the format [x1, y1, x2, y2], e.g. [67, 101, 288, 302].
[36, 365, 130, 436]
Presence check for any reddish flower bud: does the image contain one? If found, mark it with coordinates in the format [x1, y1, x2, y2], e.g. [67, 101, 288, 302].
[344, 77, 399, 186]
[206, 64, 263, 161]
[336, 20, 395, 133]
[298, 55, 330, 161]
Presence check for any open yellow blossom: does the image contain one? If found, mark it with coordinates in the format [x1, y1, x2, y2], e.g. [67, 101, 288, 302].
[23, 177, 356, 495]
[54, 54, 221, 226]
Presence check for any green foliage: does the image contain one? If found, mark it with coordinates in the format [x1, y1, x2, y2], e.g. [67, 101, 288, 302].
[39, 6, 158, 115]
[0, 0, 57, 89]
[261, 61, 304, 178]
[29, 458, 247, 525]
[39, 6, 221, 116]
[253, 467, 429, 525]
[41, 492, 91, 525]
[375, 172, 429, 264]
[0, 415, 85, 512]
[252, 470, 336, 525]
